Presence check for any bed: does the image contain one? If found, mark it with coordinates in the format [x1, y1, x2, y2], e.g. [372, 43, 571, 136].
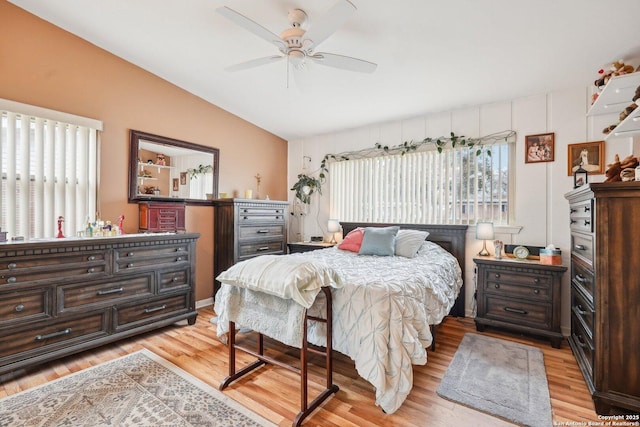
[214, 222, 466, 419]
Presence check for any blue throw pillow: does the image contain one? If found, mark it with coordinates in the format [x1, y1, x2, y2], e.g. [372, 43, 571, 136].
[358, 226, 400, 256]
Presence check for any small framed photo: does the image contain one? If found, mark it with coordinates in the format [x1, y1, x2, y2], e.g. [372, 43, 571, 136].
[525, 133, 555, 163]
[568, 141, 605, 176]
[180, 172, 187, 185]
[172, 178, 179, 192]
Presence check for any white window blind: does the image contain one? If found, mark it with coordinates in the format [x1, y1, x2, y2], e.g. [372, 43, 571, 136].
[1, 99, 102, 239]
[329, 143, 512, 225]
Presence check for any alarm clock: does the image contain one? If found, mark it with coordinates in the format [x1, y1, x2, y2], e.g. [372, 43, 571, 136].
[513, 245, 530, 260]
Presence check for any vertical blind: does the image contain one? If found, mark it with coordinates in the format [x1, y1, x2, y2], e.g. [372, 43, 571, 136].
[329, 143, 511, 225]
[1, 100, 102, 239]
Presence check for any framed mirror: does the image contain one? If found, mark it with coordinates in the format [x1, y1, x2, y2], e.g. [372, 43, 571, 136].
[128, 130, 219, 205]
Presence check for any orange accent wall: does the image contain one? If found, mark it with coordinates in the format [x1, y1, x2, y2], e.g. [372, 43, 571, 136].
[0, 1, 288, 302]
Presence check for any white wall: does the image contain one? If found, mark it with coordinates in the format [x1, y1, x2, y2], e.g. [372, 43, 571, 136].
[287, 84, 636, 336]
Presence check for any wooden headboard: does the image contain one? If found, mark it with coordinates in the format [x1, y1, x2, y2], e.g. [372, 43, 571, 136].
[340, 222, 468, 317]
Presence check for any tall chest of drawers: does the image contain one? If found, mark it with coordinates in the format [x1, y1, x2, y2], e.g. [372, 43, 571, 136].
[212, 198, 288, 299]
[0, 233, 199, 380]
[565, 182, 640, 414]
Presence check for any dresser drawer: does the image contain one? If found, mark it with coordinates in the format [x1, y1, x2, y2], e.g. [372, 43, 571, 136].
[571, 232, 593, 265]
[113, 293, 190, 331]
[0, 287, 51, 326]
[483, 295, 551, 329]
[114, 244, 190, 273]
[571, 260, 594, 303]
[0, 251, 109, 286]
[570, 312, 594, 380]
[0, 311, 109, 361]
[238, 240, 285, 259]
[571, 286, 594, 340]
[159, 268, 190, 292]
[483, 270, 551, 301]
[237, 206, 286, 223]
[569, 199, 593, 233]
[238, 224, 285, 239]
[58, 275, 153, 312]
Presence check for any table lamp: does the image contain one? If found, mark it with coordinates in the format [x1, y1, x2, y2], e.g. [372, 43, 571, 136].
[327, 219, 340, 244]
[476, 221, 494, 256]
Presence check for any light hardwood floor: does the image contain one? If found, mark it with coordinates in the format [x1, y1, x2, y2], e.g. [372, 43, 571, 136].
[0, 307, 599, 426]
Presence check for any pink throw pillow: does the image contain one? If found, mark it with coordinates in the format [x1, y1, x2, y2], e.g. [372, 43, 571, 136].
[337, 228, 364, 252]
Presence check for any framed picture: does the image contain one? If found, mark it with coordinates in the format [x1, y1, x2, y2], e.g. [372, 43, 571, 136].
[568, 141, 605, 176]
[180, 172, 187, 185]
[172, 178, 179, 192]
[525, 133, 554, 163]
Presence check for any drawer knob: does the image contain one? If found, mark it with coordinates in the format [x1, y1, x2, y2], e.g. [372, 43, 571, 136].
[584, 206, 590, 212]
[176, 257, 183, 262]
[584, 220, 590, 226]
[533, 289, 540, 294]
[494, 273, 500, 279]
[127, 263, 134, 268]
[7, 263, 17, 270]
[87, 267, 95, 273]
[574, 244, 586, 251]
[533, 278, 540, 284]
[569, 208, 577, 214]
[575, 304, 587, 315]
[575, 274, 586, 283]
[128, 252, 135, 257]
[243, 216, 248, 220]
[275, 216, 281, 220]
[570, 219, 577, 225]
[7, 277, 16, 284]
[88, 255, 96, 261]
[15, 304, 25, 312]
[172, 276, 180, 282]
[494, 284, 500, 289]
[35, 328, 71, 342]
[176, 247, 184, 252]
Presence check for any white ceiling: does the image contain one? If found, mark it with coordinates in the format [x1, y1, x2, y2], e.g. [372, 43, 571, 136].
[9, 0, 640, 141]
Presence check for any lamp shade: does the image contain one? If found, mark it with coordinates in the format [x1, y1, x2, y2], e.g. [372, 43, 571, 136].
[327, 219, 341, 233]
[475, 222, 494, 240]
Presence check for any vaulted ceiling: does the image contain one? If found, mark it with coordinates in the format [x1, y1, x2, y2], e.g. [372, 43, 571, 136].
[9, 0, 640, 140]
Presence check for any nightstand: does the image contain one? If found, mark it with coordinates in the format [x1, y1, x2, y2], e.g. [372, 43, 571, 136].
[287, 241, 336, 254]
[474, 257, 567, 348]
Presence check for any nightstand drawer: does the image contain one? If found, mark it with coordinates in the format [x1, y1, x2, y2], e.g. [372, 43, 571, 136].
[484, 271, 551, 301]
[237, 206, 286, 223]
[484, 295, 551, 329]
[571, 232, 593, 265]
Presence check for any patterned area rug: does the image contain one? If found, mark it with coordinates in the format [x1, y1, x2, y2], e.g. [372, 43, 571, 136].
[437, 333, 552, 427]
[0, 349, 276, 427]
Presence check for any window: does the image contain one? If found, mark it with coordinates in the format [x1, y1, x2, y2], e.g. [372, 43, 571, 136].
[1, 99, 102, 239]
[329, 141, 513, 225]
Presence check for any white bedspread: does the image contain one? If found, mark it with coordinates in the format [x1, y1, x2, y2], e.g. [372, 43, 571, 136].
[214, 241, 462, 414]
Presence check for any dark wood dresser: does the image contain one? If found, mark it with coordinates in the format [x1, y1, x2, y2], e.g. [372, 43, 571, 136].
[138, 201, 186, 232]
[0, 233, 199, 380]
[212, 198, 288, 298]
[474, 256, 566, 348]
[565, 182, 640, 414]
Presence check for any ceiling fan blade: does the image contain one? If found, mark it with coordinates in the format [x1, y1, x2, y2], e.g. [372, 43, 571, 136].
[309, 52, 377, 73]
[225, 55, 284, 72]
[303, 0, 356, 52]
[217, 6, 285, 51]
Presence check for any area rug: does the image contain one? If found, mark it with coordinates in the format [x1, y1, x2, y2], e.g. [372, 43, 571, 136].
[0, 349, 276, 427]
[437, 333, 552, 427]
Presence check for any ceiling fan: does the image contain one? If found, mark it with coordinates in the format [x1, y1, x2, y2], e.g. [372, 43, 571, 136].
[217, 0, 377, 75]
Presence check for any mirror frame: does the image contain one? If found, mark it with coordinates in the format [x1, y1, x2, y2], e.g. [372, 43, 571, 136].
[128, 129, 219, 206]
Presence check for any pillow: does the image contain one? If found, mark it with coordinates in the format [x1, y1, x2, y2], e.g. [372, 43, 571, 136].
[358, 226, 400, 256]
[395, 229, 430, 258]
[337, 227, 364, 252]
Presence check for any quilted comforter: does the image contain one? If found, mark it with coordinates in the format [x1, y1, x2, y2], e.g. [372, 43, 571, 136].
[215, 241, 462, 414]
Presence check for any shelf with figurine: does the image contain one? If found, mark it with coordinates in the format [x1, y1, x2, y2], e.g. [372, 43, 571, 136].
[588, 60, 640, 141]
